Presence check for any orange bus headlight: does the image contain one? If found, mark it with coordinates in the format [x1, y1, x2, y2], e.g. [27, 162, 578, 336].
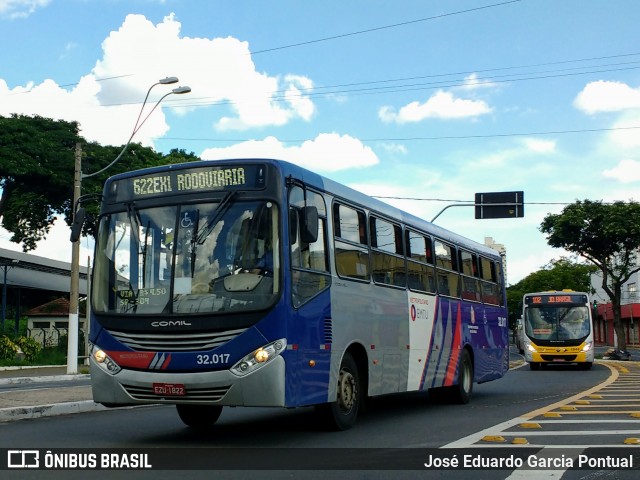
[91, 344, 121, 375]
[581, 342, 593, 352]
[231, 338, 286, 377]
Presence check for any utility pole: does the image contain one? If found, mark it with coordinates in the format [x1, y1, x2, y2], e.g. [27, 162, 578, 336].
[68, 142, 82, 374]
[65, 78, 191, 374]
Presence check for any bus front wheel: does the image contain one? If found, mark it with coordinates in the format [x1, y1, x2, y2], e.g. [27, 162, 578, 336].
[316, 352, 361, 430]
[176, 404, 223, 428]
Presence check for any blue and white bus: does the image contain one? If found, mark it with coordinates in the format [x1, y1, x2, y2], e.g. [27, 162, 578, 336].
[87, 158, 509, 430]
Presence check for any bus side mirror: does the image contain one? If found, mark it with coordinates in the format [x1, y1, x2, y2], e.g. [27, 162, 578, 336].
[70, 207, 86, 242]
[301, 206, 318, 243]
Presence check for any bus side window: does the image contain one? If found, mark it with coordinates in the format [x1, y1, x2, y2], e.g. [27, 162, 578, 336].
[434, 240, 460, 298]
[370, 216, 405, 288]
[460, 249, 481, 302]
[406, 230, 435, 293]
[333, 203, 370, 281]
[479, 257, 502, 305]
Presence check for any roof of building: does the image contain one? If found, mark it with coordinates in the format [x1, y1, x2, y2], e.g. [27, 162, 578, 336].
[0, 247, 88, 295]
[25, 297, 71, 316]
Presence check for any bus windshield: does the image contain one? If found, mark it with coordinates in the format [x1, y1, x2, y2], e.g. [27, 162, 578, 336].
[92, 198, 279, 315]
[524, 305, 590, 343]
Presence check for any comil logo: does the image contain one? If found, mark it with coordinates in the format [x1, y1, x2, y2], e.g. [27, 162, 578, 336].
[8, 450, 39, 468]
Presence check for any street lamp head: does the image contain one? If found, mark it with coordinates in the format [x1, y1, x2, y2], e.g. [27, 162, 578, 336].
[172, 86, 191, 94]
[159, 76, 179, 85]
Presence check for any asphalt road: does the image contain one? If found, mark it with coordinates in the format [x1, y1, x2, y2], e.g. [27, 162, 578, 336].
[2, 357, 639, 479]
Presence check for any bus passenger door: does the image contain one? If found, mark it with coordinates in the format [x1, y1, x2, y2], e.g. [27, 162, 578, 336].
[287, 187, 332, 406]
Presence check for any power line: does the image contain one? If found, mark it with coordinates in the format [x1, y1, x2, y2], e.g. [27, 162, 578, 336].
[308, 52, 640, 92]
[132, 61, 640, 110]
[157, 125, 640, 144]
[3, 74, 134, 96]
[250, 0, 523, 55]
[371, 197, 579, 204]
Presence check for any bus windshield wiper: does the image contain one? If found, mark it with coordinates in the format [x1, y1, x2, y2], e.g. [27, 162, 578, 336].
[195, 191, 236, 245]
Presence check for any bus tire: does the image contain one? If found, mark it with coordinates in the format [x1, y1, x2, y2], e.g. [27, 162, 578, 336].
[176, 404, 223, 428]
[529, 362, 540, 370]
[451, 349, 473, 404]
[316, 352, 360, 430]
[580, 362, 592, 370]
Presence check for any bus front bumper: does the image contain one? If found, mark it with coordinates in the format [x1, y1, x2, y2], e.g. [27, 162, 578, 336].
[90, 355, 286, 408]
[525, 347, 594, 364]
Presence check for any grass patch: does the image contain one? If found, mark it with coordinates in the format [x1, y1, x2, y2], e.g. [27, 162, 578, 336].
[0, 347, 67, 367]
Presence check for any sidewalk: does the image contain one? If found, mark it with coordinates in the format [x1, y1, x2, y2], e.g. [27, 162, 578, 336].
[0, 365, 104, 423]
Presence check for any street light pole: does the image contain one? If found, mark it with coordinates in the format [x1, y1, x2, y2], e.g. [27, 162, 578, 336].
[67, 77, 191, 374]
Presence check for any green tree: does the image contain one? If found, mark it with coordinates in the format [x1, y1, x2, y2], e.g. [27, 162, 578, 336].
[506, 257, 596, 327]
[0, 114, 81, 250]
[540, 199, 640, 351]
[0, 115, 201, 247]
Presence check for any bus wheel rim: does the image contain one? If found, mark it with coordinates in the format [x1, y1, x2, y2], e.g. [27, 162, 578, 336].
[463, 362, 472, 392]
[337, 368, 357, 413]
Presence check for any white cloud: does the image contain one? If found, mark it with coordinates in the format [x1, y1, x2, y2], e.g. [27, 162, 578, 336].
[0, 0, 50, 19]
[0, 220, 94, 266]
[602, 159, 640, 183]
[380, 143, 408, 155]
[94, 14, 315, 132]
[521, 138, 556, 154]
[463, 138, 556, 171]
[379, 90, 492, 124]
[459, 73, 499, 91]
[0, 13, 317, 149]
[574, 80, 640, 114]
[200, 133, 379, 172]
[607, 112, 640, 150]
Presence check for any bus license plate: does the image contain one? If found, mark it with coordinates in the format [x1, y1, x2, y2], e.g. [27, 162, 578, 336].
[153, 383, 186, 396]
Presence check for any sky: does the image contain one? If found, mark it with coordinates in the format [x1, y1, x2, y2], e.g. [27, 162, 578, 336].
[0, 0, 639, 286]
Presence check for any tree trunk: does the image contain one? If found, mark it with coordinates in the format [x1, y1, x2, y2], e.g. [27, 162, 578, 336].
[612, 289, 627, 351]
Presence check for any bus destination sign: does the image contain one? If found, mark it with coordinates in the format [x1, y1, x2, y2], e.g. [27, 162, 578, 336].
[108, 164, 266, 202]
[525, 293, 587, 305]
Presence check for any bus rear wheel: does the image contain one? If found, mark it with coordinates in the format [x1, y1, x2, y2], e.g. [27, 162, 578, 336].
[176, 404, 223, 428]
[450, 349, 473, 404]
[315, 352, 361, 430]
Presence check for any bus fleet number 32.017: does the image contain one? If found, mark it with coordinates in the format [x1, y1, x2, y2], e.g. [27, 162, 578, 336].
[196, 353, 231, 365]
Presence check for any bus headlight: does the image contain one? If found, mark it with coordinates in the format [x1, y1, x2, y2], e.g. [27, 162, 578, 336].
[90, 344, 121, 375]
[581, 342, 593, 352]
[231, 338, 287, 377]
[526, 343, 537, 353]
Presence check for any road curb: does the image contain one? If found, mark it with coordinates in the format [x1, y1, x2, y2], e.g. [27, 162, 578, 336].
[0, 374, 91, 386]
[0, 400, 107, 423]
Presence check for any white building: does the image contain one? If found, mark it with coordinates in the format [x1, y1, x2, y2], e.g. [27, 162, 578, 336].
[590, 256, 640, 347]
[484, 237, 507, 285]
